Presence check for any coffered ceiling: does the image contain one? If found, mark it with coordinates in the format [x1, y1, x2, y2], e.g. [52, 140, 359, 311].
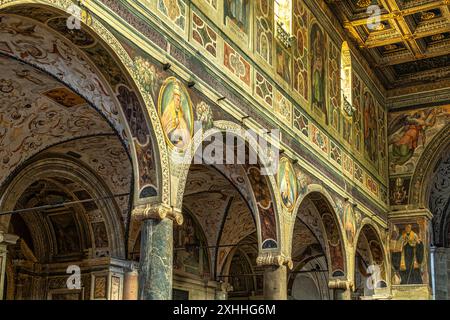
[327, 0, 450, 89]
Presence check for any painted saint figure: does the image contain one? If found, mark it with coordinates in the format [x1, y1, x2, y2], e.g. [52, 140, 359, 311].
[159, 79, 193, 151]
[363, 92, 378, 164]
[225, 0, 248, 33]
[311, 26, 327, 122]
[391, 224, 424, 285]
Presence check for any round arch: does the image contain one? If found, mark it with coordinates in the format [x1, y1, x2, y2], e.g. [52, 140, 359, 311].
[172, 120, 283, 258]
[0, 155, 126, 258]
[353, 218, 390, 288]
[290, 185, 348, 280]
[0, 1, 171, 205]
[409, 123, 450, 207]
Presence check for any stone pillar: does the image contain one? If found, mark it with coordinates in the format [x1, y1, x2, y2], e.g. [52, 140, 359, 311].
[257, 254, 291, 300]
[388, 209, 433, 300]
[432, 247, 449, 300]
[329, 279, 354, 300]
[123, 263, 139, 300]
[263, 265, 287, 300]
[134, 204, 183, 300]
[0, 232, 18, 300]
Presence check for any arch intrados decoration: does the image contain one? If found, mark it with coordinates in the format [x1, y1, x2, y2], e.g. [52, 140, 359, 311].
[220, 233, 259, 283]
[0, 156, 126, 258]
[291, 186, 347, 279]
[174, 122, 282, 256]
[409, 123, 450, 207]
[0, 1, 170, 204]
[354, 221, 388, 288]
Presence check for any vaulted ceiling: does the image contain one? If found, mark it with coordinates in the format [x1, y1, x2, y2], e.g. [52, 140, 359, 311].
[327, 0, 450, 89]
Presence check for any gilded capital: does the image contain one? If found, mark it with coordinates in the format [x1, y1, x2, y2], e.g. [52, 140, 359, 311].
[328, 279, 354, 291]
[256, 253, 293, 269]
[132, 204, 184, 225]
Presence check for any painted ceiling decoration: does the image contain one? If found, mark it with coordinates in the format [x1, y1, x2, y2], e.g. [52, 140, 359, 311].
[0, 11, 159, 198]
[10, 177, 114, 263]
[0, 55, 113, 189]
[45, 136, 132, 229]
[182, 164, 256, 276]
[327, 0, 450, 89]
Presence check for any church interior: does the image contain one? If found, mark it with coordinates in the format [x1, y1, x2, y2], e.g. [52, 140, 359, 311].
[0, 0, 449, 300]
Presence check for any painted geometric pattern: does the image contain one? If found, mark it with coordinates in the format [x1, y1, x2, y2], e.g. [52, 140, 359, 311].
[293, 0, 309, 100]
[255, 71, 273, 108]
[274, 90, 292, 125]
[223, 42, 251, 87]
[158, 0, 187, 31]
[192, 12, 217, 57]
[293, 108, 309, 137]
[311, 124, 329, 154]
[203, 0, 217, 9]
[255, 0, 273, 66]
[330, 141, 342, 166]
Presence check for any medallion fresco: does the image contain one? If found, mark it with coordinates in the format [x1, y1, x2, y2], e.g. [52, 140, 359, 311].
[278, 157, 297, 211]
[343, 203, 357, 246]
[158, 77, 194, 152]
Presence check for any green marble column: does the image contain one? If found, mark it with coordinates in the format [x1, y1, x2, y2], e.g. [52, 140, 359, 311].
[139, 218, 174, 300]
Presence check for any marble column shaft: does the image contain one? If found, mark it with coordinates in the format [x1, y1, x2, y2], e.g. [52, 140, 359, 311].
[139, 218, 173, 300]
[263, 265, 287, 300]
[123, 268, 139, 300]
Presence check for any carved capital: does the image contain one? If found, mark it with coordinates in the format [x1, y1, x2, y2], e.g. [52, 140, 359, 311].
[0, 232, 19, 246]
[217, 281, 233, 293]
[328, 279, 354, 291]
[256, 253, 293, 269]
[132, 204, 184, 225]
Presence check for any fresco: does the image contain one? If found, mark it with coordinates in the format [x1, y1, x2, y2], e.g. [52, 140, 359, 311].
[293, 0, 309, 101]
[276, 43, 291, 84]
[224, 0, 250, 36]
[158, 77, 194, 152]
[173, 212, 210, 277]
[310, 23, 327, 124]
[363, 90, 378, 167]
[158, 0, 187, 31]
[255, 0, 273, 65]
[388, 105, 450, 175]
[390, 222, 425, 285]
[343, 203, 357, 246]
[352, 73, 363, 152]
[246, 165, 278, 250]
[278, 157, 297, 211]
